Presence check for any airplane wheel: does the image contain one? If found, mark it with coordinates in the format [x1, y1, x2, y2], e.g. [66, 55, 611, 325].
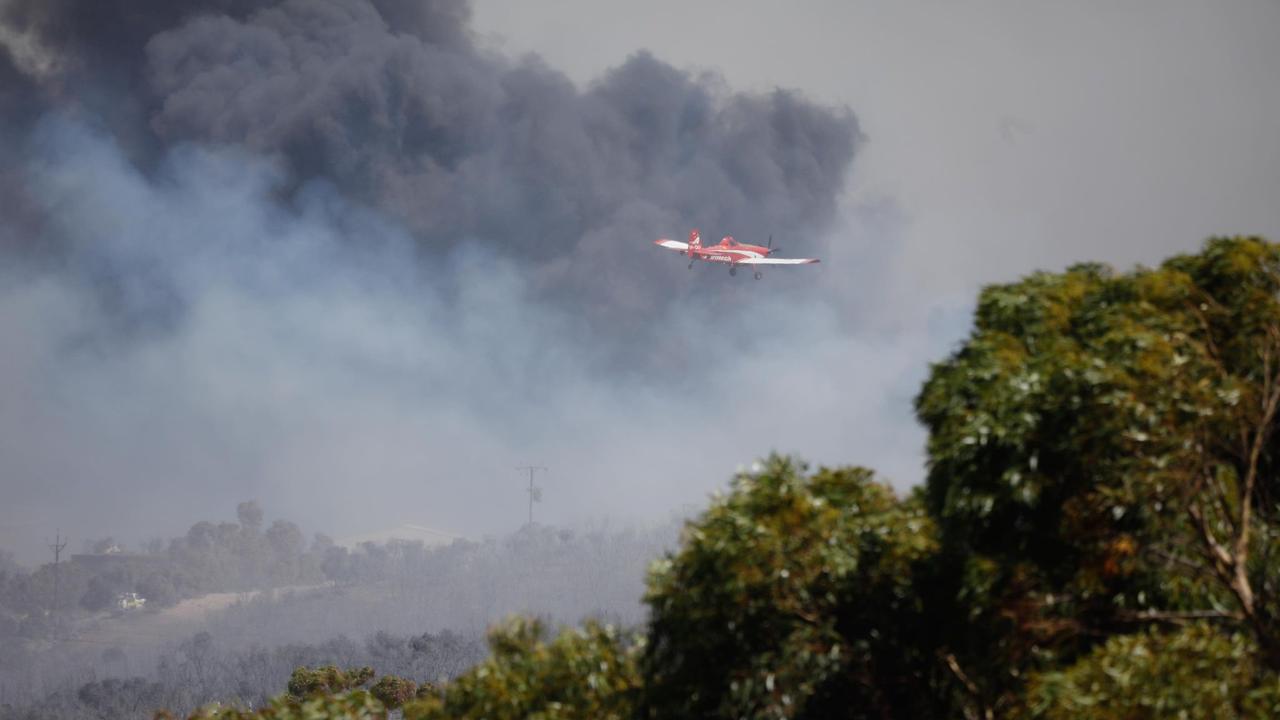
[729, 267, 737, 277]
[753, 272, 763, 280]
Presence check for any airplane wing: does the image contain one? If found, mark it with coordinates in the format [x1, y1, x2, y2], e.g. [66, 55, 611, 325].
[654, 239, 690, 251]
[736, 257, 820, 265]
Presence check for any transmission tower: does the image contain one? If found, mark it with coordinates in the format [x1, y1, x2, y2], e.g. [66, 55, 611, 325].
[516, 466, 547, 526]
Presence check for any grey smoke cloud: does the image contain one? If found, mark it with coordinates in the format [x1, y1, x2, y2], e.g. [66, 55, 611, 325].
[0, 116, 931, 563]
[4, 0, 860, 367]
[141, 0, 856, 340]
[0, 0, 935, 564]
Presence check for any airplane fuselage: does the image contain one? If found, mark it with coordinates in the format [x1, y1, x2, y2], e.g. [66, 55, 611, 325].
[688, 242, 769, 265]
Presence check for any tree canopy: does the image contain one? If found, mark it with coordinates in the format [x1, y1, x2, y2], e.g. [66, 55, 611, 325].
[917, 237, 1280, 696]
[640, 459, 939, 719]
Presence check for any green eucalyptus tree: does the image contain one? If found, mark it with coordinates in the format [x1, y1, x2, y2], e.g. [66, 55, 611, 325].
[639, 457, 943, 719]
[916, 236, 1280, 698]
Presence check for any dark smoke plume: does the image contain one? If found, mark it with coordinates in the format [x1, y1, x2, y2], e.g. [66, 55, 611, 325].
[2, 0, 858, 352]
[0, 0, 905, 566]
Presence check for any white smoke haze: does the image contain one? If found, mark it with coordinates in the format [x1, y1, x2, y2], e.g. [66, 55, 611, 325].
[0, 112, 941, 563]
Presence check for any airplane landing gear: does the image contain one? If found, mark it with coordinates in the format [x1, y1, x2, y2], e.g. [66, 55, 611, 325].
[753, 271, 763, 280]
[688, 260, 695, 269]
[729, 266, 737, 277]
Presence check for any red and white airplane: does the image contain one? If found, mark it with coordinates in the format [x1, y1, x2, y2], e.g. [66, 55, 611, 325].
[654, 229, 819, 279]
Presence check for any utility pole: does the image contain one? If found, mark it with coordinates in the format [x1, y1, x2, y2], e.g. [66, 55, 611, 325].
[516, 466, 547, 526]
[47, 530, 66, 613]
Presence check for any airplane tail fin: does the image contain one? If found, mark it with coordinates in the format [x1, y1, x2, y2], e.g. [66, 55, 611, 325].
[688, 229, 702, 250]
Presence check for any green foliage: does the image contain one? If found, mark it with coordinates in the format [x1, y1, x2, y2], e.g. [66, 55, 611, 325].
[1025, 623, 1280, 719]
[403, 617, 640, 720]
[369, 674, 417, 709]
[640, 455, 942, 719]
[174, 690, 386, 719]
[916, 236, 1280, 683]
[286, 665, 375, 699]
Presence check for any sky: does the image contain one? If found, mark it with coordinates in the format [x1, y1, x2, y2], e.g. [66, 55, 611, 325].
[1, 0, 1278, 565]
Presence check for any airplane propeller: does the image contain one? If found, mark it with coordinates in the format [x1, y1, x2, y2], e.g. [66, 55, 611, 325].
[767, 234, 781, 255]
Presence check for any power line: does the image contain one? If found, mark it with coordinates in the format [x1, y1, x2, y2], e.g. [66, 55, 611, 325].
[515, 466, 547, 526]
